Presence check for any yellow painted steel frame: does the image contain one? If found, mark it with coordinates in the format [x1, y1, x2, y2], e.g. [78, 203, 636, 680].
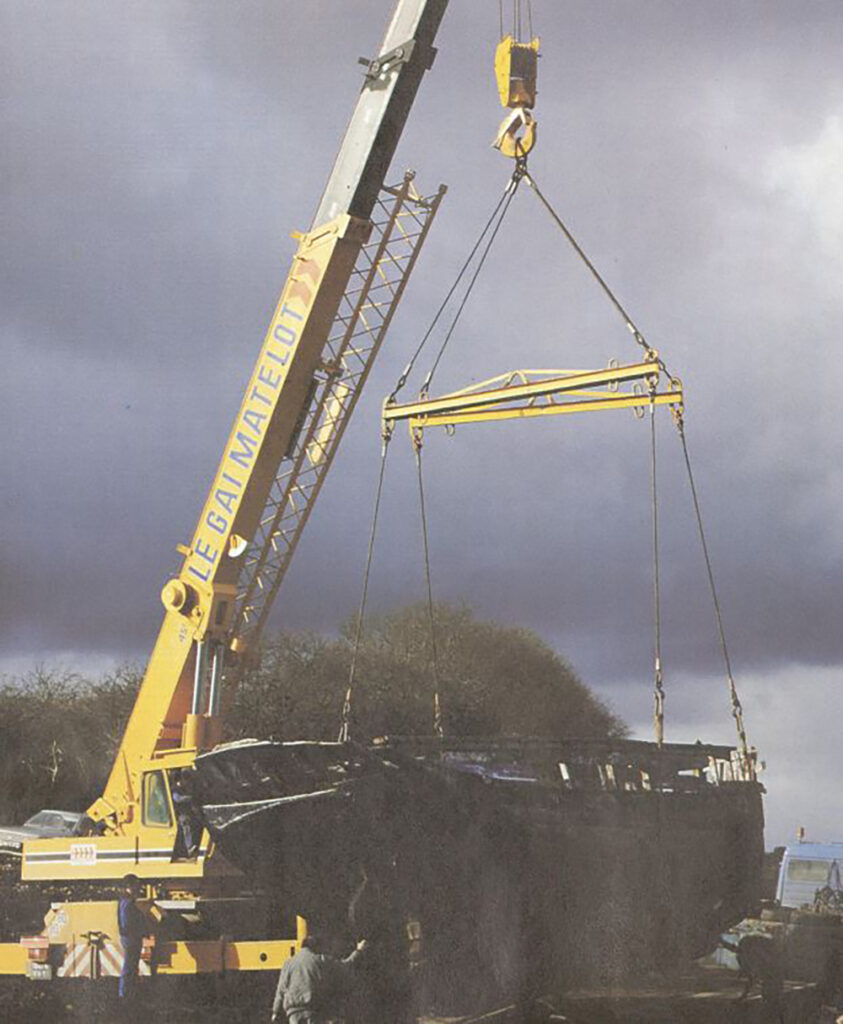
[0, 937, 298, 977]
[0, 944, 27, 975]
[158, 936, 298, 974]
[0, 903, 305, 977]
[383, 358, 684, 432]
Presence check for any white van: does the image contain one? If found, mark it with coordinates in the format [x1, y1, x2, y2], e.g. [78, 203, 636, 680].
[776, 841, 843, 909]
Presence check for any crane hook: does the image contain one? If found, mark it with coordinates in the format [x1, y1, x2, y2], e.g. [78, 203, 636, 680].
[493, 106, 537, 158]
[493, 34, 540, 160]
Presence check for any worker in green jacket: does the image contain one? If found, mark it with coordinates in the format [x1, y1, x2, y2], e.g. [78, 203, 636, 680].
[271, 933, 367, 1023]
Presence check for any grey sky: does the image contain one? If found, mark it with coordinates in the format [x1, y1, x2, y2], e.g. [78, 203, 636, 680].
[3, 1, 842, 845]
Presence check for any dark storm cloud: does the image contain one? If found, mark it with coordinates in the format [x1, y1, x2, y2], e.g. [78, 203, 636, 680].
[3, 0, 843, 729]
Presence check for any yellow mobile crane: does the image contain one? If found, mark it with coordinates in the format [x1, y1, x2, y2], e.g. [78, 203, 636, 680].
[1, 0, 449, 983]
[1, 7, 766, 1007]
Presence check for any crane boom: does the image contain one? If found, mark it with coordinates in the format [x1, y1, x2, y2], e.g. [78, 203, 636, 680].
[314, 0, 447, 225]
[71, 0, 449, 833]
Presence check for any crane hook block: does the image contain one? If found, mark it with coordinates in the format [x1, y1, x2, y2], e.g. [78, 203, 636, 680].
[493, 106, 537, 158]
[495, 35, 540, 110]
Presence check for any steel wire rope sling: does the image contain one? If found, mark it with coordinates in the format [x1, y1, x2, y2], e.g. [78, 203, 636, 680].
[395, 5, 542, 736]
[348, 9, 538, 740]
[410, 164, 525, 742]
[649, 390, 666, 745]
[337, 165, 525, 743]
[674, 409, 755, 778]
[521, 166, 754, 771]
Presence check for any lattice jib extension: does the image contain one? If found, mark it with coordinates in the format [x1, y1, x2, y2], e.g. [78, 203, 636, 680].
[229, 174, 446, 649]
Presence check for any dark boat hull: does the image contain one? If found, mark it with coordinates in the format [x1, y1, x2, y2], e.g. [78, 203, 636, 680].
[195, 736, 764, 1004]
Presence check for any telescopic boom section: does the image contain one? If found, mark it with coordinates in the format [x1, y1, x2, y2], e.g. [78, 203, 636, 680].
[91, 0, 449, 825]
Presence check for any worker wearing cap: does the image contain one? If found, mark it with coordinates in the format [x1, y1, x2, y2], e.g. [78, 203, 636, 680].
[271, 933, 367, 1023]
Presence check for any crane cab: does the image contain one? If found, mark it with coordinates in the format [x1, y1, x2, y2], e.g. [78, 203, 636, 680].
[21, 751, 236, 886]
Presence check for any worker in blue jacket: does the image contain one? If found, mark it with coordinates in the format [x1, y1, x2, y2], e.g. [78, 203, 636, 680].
[118, 874, 147, 999]
[271, 932, 367, 1023]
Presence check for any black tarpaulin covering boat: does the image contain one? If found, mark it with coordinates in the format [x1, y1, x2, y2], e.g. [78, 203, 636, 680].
[194, 740, 396, 923]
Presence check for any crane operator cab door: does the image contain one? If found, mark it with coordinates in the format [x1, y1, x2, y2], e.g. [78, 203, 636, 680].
[140, 769, 205, 862]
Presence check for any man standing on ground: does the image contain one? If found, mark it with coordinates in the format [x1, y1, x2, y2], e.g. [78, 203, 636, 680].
[118, 874, 147, 1000]
[271, 932, 367, 1023]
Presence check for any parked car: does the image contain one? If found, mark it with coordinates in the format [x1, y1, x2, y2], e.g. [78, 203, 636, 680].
[0, 809, 83, 852]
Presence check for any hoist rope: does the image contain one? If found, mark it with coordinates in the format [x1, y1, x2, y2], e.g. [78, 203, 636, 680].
[523, 170, 667, 371]
[675, 415, 754, 777]
[414, 435, 444, 738]
[501, 0, 533, 42]
[649, 396, 665, 746]
[388, 174, 518, 405]
[338, 432, 393, 743]
[423, 169, 523, 396]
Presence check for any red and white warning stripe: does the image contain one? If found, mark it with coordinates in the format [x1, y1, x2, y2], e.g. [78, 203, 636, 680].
[59, 940, 152, 979]
[59, 942, 93, 979]
[98, 940, 123, 978]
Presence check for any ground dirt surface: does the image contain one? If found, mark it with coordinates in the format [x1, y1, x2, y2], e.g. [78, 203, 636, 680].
[1, 861, 836, 1023]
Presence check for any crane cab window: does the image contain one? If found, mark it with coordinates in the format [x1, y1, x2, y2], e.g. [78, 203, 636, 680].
[142, 771, 172, 827]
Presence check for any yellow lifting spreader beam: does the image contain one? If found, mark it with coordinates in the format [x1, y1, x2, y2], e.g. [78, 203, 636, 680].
[382, 355, 683, 433]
